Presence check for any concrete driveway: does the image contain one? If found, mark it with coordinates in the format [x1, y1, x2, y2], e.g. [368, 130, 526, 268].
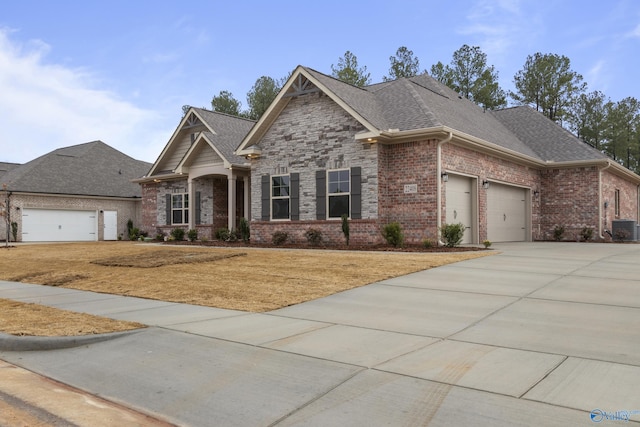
[1, 242, 640, 426]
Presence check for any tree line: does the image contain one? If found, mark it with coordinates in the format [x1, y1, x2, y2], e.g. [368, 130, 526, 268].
[198, 46, 640, 174]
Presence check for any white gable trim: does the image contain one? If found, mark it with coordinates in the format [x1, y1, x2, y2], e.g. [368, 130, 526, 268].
[236, 66, 380, 156]
[147, 108, 216, 177]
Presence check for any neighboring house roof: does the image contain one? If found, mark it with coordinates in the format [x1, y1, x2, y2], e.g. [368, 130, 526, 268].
[0, 162, 20, 182]
[145, 107, 255, 178]
[1, 141, 152, 198]
[237, 66, 618, 171]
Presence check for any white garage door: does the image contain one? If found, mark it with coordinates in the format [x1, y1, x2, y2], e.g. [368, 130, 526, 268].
[446, 175, 474, 244]
[487, 184, 527, 242]
[22, 209, 97, 242]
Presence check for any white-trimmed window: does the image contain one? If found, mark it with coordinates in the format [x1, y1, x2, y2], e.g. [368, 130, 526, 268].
[327, 169, 350, 218]
[615, 189, 621, 217]
[172, 193, 189, 224]
[271, 175, 290, 220]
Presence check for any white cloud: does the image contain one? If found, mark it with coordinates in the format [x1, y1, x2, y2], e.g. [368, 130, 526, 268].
[0, 28, 172, 164]
[626, 23, 640, 38]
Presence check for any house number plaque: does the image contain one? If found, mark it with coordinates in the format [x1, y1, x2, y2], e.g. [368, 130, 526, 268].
[404, 184, 418, 194]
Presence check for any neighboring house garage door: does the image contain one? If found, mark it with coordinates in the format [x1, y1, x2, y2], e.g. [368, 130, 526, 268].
[446, 175, 474, 244]
[487, 184, 527, 242]
[22, 209, 97, 242]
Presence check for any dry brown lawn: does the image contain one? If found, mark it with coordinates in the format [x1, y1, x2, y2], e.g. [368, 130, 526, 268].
[0, 242, 494, 336]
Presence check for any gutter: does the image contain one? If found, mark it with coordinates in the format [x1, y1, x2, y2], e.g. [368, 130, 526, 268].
[598, 161, 612, 240]
[436, 132, 453, 246]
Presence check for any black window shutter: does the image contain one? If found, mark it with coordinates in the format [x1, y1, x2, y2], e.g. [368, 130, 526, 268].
[261, 175, 270, 220]
[165, 194, 172, 225]
[290, 173, 300, 220]
[350, 167, 362, 219]
[316, 170, 326, 220]
[195, 191, 201, 225]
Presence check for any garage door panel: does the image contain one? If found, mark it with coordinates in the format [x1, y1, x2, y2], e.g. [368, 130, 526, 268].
[22, 209, 97, 242]
[487, 184, 526, 242]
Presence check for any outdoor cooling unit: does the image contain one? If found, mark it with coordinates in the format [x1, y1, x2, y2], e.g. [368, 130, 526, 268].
[611, 219, 637, 241]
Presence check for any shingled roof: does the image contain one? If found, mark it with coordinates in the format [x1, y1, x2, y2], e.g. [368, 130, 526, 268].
[238, 66, 610, 166]
[192, 108, 254, 165]
[2, 141, 152, 198]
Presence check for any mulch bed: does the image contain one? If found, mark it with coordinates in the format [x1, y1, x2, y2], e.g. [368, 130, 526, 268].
[162, 240, 489, 252]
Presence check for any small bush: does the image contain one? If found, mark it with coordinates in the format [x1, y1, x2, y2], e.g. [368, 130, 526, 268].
[215, 227, 230, 241]
[10, 221, 18, 242]
[238, 218, 250, 242]
[422, 238, 434, 248]
[553, 225, 565, 241]
[227, 229, 239, 242]
[170, 228, 185, 241]
[382, 222, 404, 247]
[580, 227, 594, 242]
[305, 228, 323, 246]
[272, 231, 288, 246]
[440, 223, 465, 248]
[126, 219, 134, 237]
[483, 240, 492, 249]
[341, 214, 350, 246]
[155, 233, 165, 241]
[129, 227, 141, 241]
[187, 229, 198, 242]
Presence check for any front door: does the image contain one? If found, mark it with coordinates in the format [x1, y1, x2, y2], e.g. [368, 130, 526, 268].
[445, 175, 474, 244]
[103, 211, 118, 240]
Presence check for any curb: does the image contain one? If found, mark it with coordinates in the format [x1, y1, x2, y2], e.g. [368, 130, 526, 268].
[0, 329, 144, 352]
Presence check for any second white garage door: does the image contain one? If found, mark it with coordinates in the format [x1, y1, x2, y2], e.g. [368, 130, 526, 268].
[22, 209, 97, 242]
[487, 184, 527, 242]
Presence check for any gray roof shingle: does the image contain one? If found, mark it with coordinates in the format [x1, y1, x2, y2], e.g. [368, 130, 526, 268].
[193, 108, 255, 164]
[490, 106, 608, 162]
[1, 141, 152, 198]
[298, 67, 610, 164]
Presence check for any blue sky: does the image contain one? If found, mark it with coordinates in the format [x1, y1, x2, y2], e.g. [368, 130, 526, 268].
[1, 0, 639, 164]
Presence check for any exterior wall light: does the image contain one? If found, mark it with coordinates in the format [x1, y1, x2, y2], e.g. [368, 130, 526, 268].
[482, 180, 490, 189]
[533, 190, 540, 198]
[441, 172, 449, 182]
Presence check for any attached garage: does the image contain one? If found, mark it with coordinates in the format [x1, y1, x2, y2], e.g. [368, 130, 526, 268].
[445, 175, 476, 244]
[487, 183, 527, 242]
[22, 209, 98, 242]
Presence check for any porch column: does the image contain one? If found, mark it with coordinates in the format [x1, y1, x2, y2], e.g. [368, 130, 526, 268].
[228, 174, 237, 230]
[188, 177, 195, 229]
[243, 175, 250, 221]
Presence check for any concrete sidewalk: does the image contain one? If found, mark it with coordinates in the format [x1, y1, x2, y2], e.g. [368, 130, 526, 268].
[2, 242, 640, 426]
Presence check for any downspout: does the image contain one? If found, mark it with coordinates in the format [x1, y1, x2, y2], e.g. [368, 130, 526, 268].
[598, 161, 611, 240]
[436, 132, 453, 245]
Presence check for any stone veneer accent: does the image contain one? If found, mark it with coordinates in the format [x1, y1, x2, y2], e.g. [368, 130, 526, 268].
[249, 91, 379, 244]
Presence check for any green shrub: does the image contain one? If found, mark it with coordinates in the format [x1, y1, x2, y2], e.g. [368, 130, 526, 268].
[170, 228, 185, 241]
[126, 219, 134, 239]
[553, 225, 565, 241]
[381, 222, 404, 247]
[129, 227, 141, 241]
[155, 233, 165, 241]
[580, 227, 594, 242]
[187, 229, 198, 242]
[238, 217, 250, 242]
[10, 221, 17, 242]
[272, 231, 288, 245]
[215, 227, 230, 241]
[483, 240, 492, 248]
[440, 223, 465, 247]
[305, 228, 323, 246]
[341, 214, 350, 246]
[422, 238, 434, 248]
